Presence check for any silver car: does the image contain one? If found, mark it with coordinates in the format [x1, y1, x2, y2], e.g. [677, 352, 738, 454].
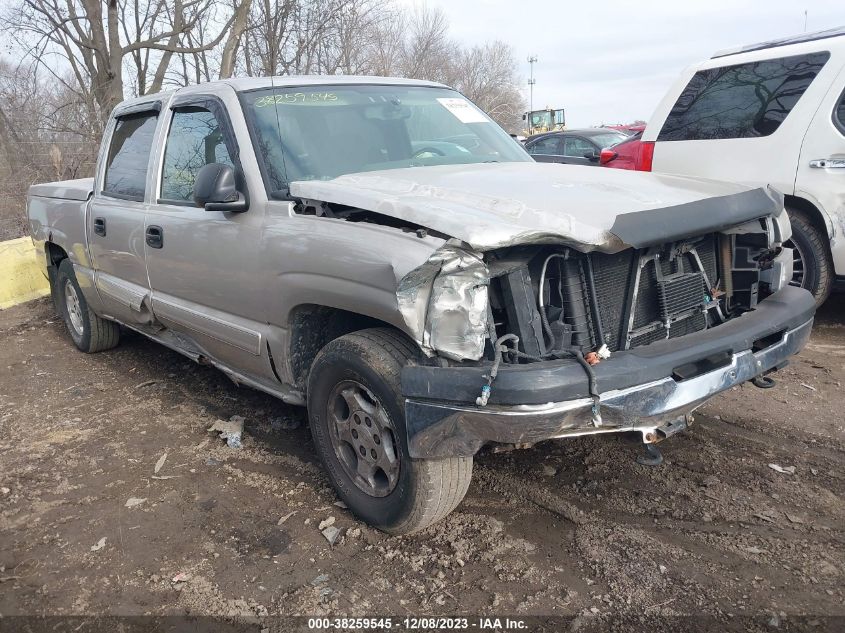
[27, 77, 815, 533]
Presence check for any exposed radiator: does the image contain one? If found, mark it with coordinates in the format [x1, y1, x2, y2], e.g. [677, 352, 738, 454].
[588, 236, 720, 352]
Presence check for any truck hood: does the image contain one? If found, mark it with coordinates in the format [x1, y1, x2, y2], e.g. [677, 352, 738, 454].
[289, 162, 782, 252]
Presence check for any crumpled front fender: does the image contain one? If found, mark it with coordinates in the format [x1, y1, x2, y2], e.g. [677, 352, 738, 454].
[396, 242, 489, 361]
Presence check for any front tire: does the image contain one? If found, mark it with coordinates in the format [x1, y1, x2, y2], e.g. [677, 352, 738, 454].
[307, 328, 472, 535]
[56, 259, 120, 353]
[785, 208, 832, 306]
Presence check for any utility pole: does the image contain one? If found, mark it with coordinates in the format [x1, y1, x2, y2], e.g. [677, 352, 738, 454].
[527, 55, 538, 116]
[803, 10, 808, 32]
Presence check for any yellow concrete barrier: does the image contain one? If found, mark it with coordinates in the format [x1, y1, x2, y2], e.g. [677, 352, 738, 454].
[0, 237, 50, 310]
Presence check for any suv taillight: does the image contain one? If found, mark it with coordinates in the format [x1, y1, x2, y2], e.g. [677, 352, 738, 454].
[599, 149, 617, 165]
[635, 141, 655, 172]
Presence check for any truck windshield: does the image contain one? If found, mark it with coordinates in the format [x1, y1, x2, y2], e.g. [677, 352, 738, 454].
[241, 84, 531, 194]
[528, 110, 553, 128]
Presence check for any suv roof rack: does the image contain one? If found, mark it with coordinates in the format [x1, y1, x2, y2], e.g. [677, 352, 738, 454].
[712, 25, 845, 59]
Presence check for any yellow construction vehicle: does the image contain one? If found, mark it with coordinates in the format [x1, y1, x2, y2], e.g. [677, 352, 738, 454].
[523, 107, 566, 136]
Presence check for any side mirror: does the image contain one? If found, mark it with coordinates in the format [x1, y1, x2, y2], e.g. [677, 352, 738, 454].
[193, 163, 248, 212]
[599, 149, 618, 165]
[583, 150, 599, 162]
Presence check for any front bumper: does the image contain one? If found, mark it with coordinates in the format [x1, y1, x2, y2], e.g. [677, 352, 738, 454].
[403, 286, 815, 458]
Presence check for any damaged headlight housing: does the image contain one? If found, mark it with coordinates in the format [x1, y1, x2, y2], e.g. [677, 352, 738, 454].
[397, 244, 490, 362]
[427, 252, 489, 361]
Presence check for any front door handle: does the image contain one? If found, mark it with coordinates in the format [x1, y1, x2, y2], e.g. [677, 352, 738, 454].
[146, 225, 163, 249]
[809, 158, 845, 169]
[93, 217, 106, 236]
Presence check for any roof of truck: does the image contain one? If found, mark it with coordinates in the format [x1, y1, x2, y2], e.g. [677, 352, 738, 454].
[111, 76, 453, 117]
[222, 75, 450, 91]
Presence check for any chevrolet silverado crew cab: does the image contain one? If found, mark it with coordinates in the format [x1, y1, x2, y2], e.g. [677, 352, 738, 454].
[28, 76, 815, 534]
[639, 27, 845, 306]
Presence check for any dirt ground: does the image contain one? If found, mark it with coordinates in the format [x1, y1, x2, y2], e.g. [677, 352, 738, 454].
[1, 295, 843, 629]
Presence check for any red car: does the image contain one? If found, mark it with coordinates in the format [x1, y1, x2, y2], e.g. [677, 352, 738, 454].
[603, 123, 646, 135]
[599, 131, 654, 171]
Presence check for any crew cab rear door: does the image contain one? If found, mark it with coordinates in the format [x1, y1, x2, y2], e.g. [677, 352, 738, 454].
[144, 92, 274, 382]
[795, 64, 845, 273]
[88, 104, 160, 325]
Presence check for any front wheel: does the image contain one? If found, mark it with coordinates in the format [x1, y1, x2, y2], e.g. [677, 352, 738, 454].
[56, 259, 120, 353]
[307, 328, 472, 535]
[785, 209, 832, 307]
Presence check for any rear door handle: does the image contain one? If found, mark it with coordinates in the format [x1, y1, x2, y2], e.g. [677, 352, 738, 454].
[146, 225, 163, 249]
[93, 217, 106, 236]
[809, 158, 845, 169]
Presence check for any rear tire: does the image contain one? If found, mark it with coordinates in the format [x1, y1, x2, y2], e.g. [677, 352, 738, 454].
[786, 208, 832, 306]
[56, 259, 120, 353]
[307, 328, 472, 535]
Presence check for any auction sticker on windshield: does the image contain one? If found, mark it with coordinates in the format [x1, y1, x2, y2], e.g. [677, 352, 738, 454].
[254, 92, 339, 107]
[437, 97, 488, 123]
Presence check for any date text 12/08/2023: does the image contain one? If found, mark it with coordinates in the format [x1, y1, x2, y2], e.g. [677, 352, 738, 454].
[307, 617, 529, 630]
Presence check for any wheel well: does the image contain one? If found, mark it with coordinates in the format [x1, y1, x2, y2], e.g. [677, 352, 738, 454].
[784, 195, 832, 242]
[288, 304, 404, 390]
[45, 241, 68, 267]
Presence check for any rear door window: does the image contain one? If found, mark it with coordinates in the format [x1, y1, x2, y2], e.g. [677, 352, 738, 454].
[563, 137, 595, 157]
[160, 107, 234, 202]
[657, 52, 830, 141]
[835, 87, 845, 135]
[103, 112, 159, 200]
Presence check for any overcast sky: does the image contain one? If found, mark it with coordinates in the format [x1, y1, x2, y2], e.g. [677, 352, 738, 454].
[407, 0, 844, 128]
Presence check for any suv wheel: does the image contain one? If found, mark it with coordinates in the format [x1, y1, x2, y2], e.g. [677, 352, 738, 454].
[785, 209, 832, 307]
[307, 328, 472, 534]
[56, 259, 121, 353]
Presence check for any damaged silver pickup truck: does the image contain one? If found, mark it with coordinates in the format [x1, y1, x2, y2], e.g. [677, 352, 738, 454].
[28, 77, 815, 534]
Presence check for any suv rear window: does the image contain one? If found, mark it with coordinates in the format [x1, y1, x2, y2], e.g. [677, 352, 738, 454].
[835, 87, 845, 135]
[658, 52, 830, 141]
[103, 112, 158, 200]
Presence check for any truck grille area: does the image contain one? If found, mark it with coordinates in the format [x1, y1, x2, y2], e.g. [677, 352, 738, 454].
[588, 235, 720, 352]
[487, 234, 730, 361]
[658, 272, 706, 318]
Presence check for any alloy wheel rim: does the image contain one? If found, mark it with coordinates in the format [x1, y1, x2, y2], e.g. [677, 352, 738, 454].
[64, 280, 84, 336]
[326, 380, 400, 498]
[784, 239, 805, 288]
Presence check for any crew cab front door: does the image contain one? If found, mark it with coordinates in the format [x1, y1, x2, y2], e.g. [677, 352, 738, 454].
[144, 95, 273, 383]
[88, 107, 160, 325]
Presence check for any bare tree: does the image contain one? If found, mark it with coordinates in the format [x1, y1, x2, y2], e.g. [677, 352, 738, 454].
[451, 42, 525, 131]
[241, 0, 345, 76]
[0, 60, 99, 238]
[363, 5, 406, 76]
[220, 0, 255, 79]
[2, 0, 249, 121]
[399, 5, 454, 83]
[314, 0, 386, 75]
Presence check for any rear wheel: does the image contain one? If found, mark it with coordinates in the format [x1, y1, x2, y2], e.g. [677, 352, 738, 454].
[785, 208, 832, 307]
[307, 328, 472, 534]
[56, 259, 120, 353]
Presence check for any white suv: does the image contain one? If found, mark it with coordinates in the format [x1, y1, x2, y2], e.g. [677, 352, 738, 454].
[641, 27, 845, 305]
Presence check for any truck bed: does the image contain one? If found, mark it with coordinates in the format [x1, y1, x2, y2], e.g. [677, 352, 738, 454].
[28, 178, 94, 201]
[27, 178, 93, 268]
